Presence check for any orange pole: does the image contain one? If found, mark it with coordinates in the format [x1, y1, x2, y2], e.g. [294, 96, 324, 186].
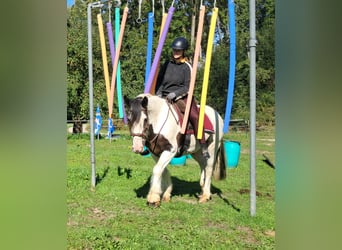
[180, 6, 205, 134]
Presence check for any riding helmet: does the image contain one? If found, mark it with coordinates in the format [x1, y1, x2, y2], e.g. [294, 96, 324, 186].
[171, 37, 189, 50]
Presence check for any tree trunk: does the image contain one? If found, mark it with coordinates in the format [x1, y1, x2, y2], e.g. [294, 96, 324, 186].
[72, 120, 83, 134]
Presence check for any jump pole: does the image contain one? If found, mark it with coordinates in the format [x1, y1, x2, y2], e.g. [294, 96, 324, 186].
[144, 5, 175, 93]
[97, 14, 112, 116]
[106, 20, 116, 136]
[181, 5, 205, 134]
[115, 7, 124, 119]
[197, 7, 218, 139]
[223, 0, 236, 133]
[144, 12, 154, 86]
[150, 12, 168, 94]
[109, 5, 128, 117]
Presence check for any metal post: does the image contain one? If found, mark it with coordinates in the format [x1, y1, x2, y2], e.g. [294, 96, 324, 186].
[249, 0, 257, 216]
[88, 3, 96, 188]
[88, 1, 106, 188]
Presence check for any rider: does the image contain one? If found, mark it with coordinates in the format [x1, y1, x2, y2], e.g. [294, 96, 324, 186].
[155, 37, 210, 159]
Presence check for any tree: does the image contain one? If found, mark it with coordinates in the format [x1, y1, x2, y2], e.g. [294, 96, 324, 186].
[67, 0, 275, 127]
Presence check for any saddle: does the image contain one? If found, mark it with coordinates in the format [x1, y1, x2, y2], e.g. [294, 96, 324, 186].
[171, 101, 215, 135]
[171, 100, 214, 157]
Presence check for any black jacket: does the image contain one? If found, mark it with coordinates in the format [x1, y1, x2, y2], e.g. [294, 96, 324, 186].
[155, 59, 192, 100]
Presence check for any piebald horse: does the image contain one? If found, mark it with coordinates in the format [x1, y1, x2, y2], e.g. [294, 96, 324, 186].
[125, 94, 226, 207]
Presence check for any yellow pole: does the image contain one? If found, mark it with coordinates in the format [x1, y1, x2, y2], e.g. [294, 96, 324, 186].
[97, 14, 111, 114]
[197, 7, 218, 139]
[181, 5, 205, 134]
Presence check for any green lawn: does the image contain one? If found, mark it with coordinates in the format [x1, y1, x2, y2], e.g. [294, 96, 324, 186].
[67, 127, 275, 249]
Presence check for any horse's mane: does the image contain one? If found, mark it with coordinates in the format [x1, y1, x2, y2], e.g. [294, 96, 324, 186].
[136, 94, 167, 112]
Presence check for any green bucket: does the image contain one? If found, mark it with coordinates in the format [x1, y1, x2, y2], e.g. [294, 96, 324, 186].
[223, 140, 241, 168]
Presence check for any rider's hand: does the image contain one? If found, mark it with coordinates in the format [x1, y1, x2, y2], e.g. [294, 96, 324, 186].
[166, 92, 176, 102]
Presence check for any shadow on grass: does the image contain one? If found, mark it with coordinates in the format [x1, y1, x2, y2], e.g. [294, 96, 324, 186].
[134, 176, 240, 212]
[95, 166, 110, 184]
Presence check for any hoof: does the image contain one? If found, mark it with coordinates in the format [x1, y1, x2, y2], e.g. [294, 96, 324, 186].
[146, 201, 161, 208]
[198, 194, 211, 203]
[162, 195, 171, 202]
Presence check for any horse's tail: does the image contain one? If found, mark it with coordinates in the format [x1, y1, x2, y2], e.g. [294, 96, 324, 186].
[213, 139, 227, 181]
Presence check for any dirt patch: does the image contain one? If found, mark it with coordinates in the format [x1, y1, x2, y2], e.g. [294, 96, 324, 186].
[236, 226, 258, 244]
[173, 196, 198, 204]
[256, 138, 275, 142]
[264, 230, 275, 237]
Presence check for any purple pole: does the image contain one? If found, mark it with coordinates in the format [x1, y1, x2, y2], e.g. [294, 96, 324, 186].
[144, 6, 175, 93]
[106, 22, 116, 64]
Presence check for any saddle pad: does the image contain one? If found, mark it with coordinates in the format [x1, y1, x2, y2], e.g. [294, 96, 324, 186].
[174, 104, 215, 134]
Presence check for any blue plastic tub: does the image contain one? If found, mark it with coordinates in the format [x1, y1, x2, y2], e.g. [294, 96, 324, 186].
[223, 140, 241, 168]
[170, 155, 187, 166]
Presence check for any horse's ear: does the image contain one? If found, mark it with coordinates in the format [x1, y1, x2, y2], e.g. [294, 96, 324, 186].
[124, 95, 131, 108]
[141, 96, 148, 109]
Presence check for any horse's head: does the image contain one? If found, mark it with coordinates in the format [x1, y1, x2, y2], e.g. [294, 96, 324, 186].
[125, 95, 149, 153]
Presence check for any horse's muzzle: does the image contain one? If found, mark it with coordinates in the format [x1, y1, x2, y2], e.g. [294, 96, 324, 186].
[132, 136, 145, 153]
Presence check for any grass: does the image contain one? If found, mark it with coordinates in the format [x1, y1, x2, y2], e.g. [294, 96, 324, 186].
[67, 127, 275, 249]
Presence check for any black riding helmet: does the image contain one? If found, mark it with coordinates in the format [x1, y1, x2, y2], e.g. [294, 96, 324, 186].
[171, 37, 189, 50]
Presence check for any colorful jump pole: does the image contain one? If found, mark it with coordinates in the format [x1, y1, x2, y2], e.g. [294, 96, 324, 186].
[106, 22, 115, 67]
[106, 18, 116, 140]
[97, 14, 111, 112]
[109, 6, 128, 117]
[144, 12, 154, 86]
[197, 7, 218, 139]
[223, 0, 236, 133]
[144, 5, 175, 94]
[115, 7, 124, 119]
[150, 12, 168, 94]
[181, 5, 205, 134]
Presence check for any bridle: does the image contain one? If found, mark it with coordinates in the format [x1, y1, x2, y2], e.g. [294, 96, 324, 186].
[129, 99, 175, 147]
[130, 107, 149, 139]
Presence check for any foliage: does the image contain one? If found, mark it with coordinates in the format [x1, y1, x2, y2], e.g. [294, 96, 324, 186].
[67, 0, 274, 125]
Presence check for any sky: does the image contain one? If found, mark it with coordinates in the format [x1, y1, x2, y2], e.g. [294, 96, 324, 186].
[67, 0, 74, 7]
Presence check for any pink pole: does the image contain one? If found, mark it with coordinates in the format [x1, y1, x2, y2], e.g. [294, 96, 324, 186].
[181, 6, 206, 134]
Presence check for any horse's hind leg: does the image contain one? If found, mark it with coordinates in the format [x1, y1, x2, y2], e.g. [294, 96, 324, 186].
[192, 152, 214, 203]
[161, 168, 172, 202]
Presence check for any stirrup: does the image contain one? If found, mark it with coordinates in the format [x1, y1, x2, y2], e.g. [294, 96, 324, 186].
[202, 151, 210, 160]
[200, 144, 210, 160]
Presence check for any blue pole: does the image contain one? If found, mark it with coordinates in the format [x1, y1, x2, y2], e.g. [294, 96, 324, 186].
[145, 12, 154, 86]
[223, 0, 236, 133]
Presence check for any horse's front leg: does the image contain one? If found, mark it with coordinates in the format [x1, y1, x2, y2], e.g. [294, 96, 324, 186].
[147, 150, 175, 207]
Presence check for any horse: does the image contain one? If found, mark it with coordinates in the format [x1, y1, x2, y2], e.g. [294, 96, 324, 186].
[124, 93, 226, 207]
